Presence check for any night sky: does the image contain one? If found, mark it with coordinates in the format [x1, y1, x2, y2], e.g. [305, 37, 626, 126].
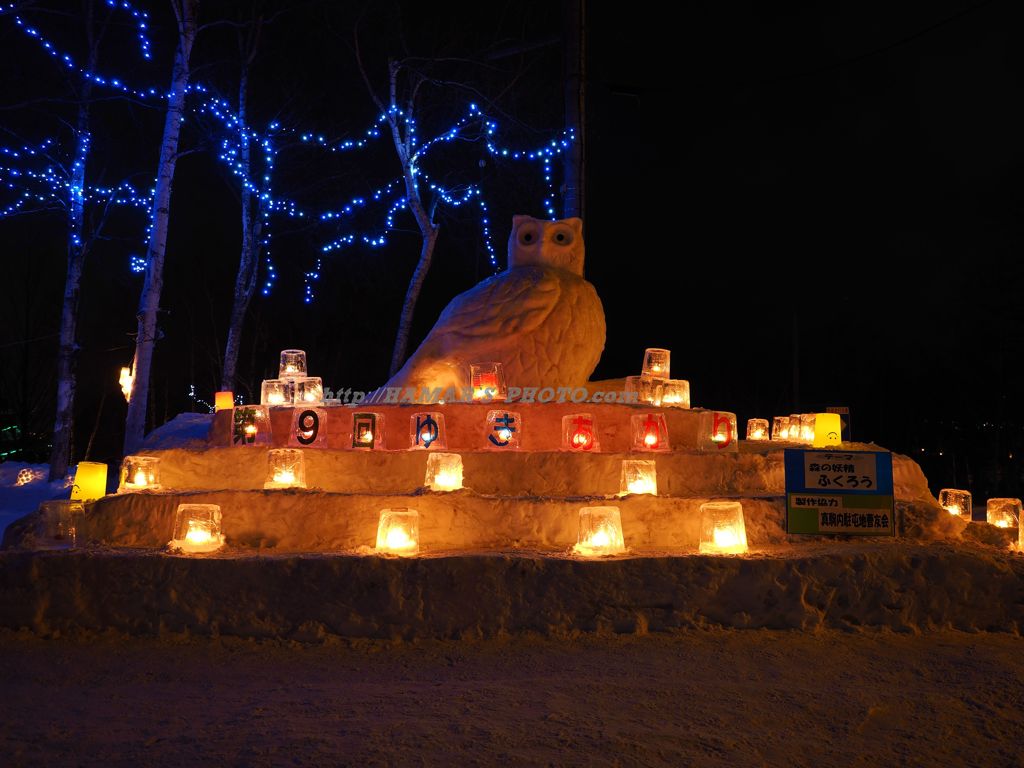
[1, 0, 1022, 499]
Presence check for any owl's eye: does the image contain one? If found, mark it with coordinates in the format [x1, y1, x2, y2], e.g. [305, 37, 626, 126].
[518, 227, 540, 245]
[551, 227, 574, 246]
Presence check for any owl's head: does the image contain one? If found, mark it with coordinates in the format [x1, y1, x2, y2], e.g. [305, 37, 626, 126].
[507, 215, 585, 276]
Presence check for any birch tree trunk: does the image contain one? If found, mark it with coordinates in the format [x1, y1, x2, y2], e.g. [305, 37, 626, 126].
[220, 64, 262, 392]
[48, 3, 97, 481]
[123, 0, 198, 454]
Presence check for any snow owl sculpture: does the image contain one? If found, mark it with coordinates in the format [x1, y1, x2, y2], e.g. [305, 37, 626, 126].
[383, 215, 606, 398]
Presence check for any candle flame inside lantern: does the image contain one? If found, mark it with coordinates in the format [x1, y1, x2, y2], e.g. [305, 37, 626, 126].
[268, 392, 285, 405]
[572, 430, 593, 449]
[644, 432, 658, 447]
[627, 477, 656, 495]
[713, 526, 741, 549]
[185, 521, 212, 546]
[433, 471, 460, 491]
[752, 429, 765, 439]
[945, 504, 961, 516]
[273, 469, 295, 485]
[588, 527, 612, 548]
[244, 424, 257, 436]
[285, 364, 297, 374]
[132, 469, 148, 486]
[384, 527, 416, 551]
[498, 428, 512, 442]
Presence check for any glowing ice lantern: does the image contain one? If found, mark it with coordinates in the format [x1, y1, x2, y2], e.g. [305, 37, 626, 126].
[117, 455, 161, 492]
[642, 348, 670, 378]
[631, 413, 670, 452]
[700, 411, 738, 453]
[424, 452, 463, 491]
[798, 414, 815, 445]
[812, 412, 842, 447]
[746, 418, 769, 441]
[573, 506, 626, 556]
[410, 412, 447, 450]
[986, 498, 1020, 528]
[624, 375, 656, 405]
[265, 448, 306, 489]
[279, 349, 307, 378]
[290, 407, 327, 447]
[71, 461, 107, 501]
[232, 405, 271, 446]
[938, 488, 972, 519]
[772, 416, 790, 441]
[375, 508, 419, 555]
[486, 410, 521, 449]
[261, 378, 293, 406]
[788, 414, 803, 441]
[352, 412, 384, 449]
[661, 379, 690, 408]
[214, 390, 234, 412]
[295, 377, 324, 405]
[620, 459, 657, 496]
[170, 504, 224, 554]
[470, 362, 507, 401]
[699, 501, 748, 555]
[562, 413, 598, 451]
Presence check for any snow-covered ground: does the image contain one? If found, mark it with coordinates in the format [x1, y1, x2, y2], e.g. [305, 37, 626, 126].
[0, 462, 68, 541]
[1, 630, 1021, 766]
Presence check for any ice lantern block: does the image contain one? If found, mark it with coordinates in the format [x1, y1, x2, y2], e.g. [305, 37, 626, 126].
[117, 455, 161, 492]
[232, 405, 271, 446]
[424, 452, 463, 491]
[772, 416, 790, 441]
[700, 411, 738, 453]
[279, 349, 307, 378]
[71, 461, 107, 501]
[746, 418, 769, 441]
[938, 488, 972, 519]
[788, 414, 803, 441]
[295, 377, 324, 405]
[352, 412, 384, 449]
[573, 506, 626, 556]
[562, 413, 598, 451]
[986, 498, 1021, 528]
[290, 407, 327, 447]
[661, 379, 690, 408]
[214, 391, 234, 412]
[261, 379, 294, 406]
[642, 348, 670, 378]
[375, 508, 419, 555]
[620, 459, 657, 496]
[813, 412, 842, 447]
[699, 501, 748, 555]
[170, 504, 224, 554]
[264, 448, 306, 489]
[470, 362, 507, 401]
[799, 414, 816, 445]
[410, 412, 447, 450]
[486, 410, 521, 449]
[626, 375, 662, 406]
[631, 413, 670, 452]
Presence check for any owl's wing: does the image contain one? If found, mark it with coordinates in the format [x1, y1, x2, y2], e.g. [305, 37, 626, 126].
[430, 267, 561, 344]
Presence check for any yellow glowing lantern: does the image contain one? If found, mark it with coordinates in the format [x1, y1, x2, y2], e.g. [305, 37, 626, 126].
[562, 413, 599, 451]
[375, 508, 419, 555]
[170, 504, 224, 553]
[699, 501, 748, 555]
[661, 379, 690, 408]
[772, 416, 790, 441]
[424, 452, 463, 491]
[986, 498, 1020, 528]
[470, 362, 507, 401]
[295, 377, 324, 405]
[746, 418, 769, 441]
[938, 488, 972, 519]
[573, 506, 626, 556]
[700, 411, 738, 453]
[261, 379, 294, 406]
[631, 413, 670, 452]
[812, 412, 842, 447]
[619, 459, 657, 496]
[117, 455, 161, 492]
[279, 349, 307, 378]
[642, 348, 670, 378]
[214, 391, 234, 412]
[264, 448, 306, 489]
[119, 366, 134, 401]
[70, 461, 107, 501]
